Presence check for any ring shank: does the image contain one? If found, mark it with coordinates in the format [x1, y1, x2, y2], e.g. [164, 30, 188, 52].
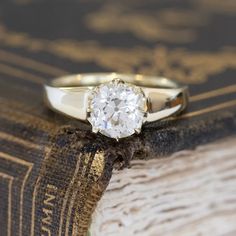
[49, 73, 180, 89]
[45, 73, 188, 123]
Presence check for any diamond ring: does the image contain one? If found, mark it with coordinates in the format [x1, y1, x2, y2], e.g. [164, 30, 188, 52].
[44, 73, 189, 140]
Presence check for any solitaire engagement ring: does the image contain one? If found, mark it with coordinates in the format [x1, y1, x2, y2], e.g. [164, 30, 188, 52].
[44, 73, 189, 140]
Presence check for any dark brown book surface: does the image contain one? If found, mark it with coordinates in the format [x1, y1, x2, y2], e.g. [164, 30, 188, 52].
[0, 0, 236, 235]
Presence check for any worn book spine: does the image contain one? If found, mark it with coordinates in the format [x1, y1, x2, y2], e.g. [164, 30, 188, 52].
[1, 112, 236, 236]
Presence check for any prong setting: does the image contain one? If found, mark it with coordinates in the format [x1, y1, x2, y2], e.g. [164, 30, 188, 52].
[92, 127, 99, 134]
[112, 78, 125, 84]
[87, 78, 147, 140]
[135, 128, 141, 134]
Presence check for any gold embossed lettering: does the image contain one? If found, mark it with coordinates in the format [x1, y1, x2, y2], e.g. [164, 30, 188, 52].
[42, 208, 53, 225]
[43, 192, 56, 207]
[41, 226, 51, 236]
[41, 184, 58, 235]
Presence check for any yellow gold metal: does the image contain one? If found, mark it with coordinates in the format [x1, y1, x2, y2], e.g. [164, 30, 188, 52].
[135, 128, 142, 134]
[92, 127, 99, 134]
[44, 72, 189, 124]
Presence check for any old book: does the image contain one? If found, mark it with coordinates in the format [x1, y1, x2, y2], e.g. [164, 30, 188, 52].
[0, 0, 236, 236]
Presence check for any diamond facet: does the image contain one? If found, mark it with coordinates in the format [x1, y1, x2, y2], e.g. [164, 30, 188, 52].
[87, 79, 147, 139]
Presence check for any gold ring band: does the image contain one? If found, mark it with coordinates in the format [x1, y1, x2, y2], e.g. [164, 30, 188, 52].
[44, 73, 189, 139]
